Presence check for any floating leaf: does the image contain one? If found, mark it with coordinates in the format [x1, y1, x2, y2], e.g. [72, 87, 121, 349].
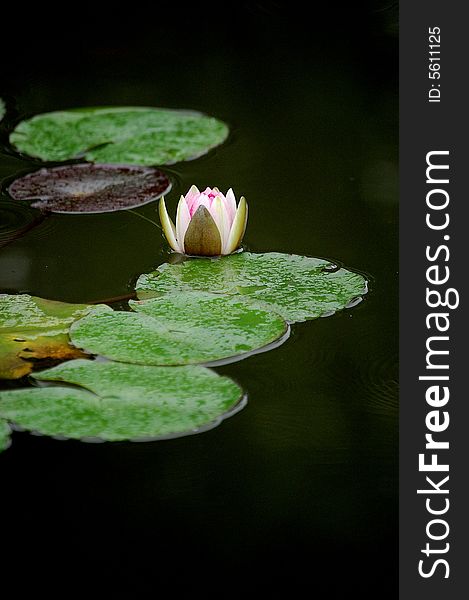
[10, 106, 229, 166]
[0, 420, 11, 452]
[136, 252, 367, 323]
[0, 98, 5, 123]
[8, 163, 172, 214]
[70, 292, 288, 366]
[0, 294, 110, 379]
[0, 359, 244, 442]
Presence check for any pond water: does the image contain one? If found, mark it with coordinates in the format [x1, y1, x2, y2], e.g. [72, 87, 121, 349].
[0, 5, 397, 595]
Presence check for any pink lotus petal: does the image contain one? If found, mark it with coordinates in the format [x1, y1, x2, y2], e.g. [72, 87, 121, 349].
[225, 188, 237, 224]
[197, 194, 212, 212]
[185, 184, 200, 215]
[202, 186, 216, 199]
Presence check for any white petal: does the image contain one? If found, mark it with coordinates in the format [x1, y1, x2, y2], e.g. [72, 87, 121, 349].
[225, 197, 248, 254]
[176, 195, 191, 253]
[211, 195, 231, 252]
[158, 198, 181, 252]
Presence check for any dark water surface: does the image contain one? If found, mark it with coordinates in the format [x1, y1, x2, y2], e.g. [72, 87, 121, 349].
[0, 5, 397, 594]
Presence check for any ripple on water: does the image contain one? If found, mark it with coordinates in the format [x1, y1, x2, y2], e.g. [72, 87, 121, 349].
[0, 200, 56, 247]
[293, 327, 398, 420]
[359, 351, 398, 416]
[326, 347, 398, 418]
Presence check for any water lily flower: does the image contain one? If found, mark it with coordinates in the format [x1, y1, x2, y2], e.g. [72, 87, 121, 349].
[159, 186, 248, 256]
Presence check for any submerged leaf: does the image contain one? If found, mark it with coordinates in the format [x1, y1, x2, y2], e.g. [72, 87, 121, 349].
[0, 359, 244, 442]
[0, 294, 110, 379]
[8, 163, 171, 214]
[136, 252, 368, 323]
[10, 106, 229, 166]
[70, 291, 288, 366]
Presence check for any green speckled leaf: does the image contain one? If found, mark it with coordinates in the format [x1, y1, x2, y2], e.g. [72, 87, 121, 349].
[0, 294, 111, 379]
[10, 106, 229, 166]
[0, 420, 11, 452]
[136, 252, 368, 323]
[0, 359, 243, 442]
[70, 291, 288, 366]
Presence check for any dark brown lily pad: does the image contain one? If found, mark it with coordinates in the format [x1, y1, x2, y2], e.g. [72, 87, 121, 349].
[8, 163, 172, 214]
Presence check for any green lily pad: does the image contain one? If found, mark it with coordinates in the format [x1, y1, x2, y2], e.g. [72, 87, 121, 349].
[136, 252, 368, 323]
[0, 359, 244, 442]
[70, 291, 288, 366]
[0, 294, 110, 379]
[0, 420, 11, 452]
[10, 106, 229, 166]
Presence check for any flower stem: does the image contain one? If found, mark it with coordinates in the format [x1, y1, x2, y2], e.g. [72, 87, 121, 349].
[126, 209, 161, 229]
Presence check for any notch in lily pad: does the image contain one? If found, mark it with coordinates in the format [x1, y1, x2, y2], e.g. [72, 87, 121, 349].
[0, 359, 245, 446]
[8, 163, 172, 214]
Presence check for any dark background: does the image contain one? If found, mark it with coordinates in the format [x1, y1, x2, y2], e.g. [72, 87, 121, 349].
[0, 2, 398, 595]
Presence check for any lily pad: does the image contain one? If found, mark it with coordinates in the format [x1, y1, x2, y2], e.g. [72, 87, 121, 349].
[8, 163, 172, 213]
[0, 420, 11, 452]
[136, 252, 368, 323]
[10, 106, 229, 166]
[70, 291, 288, 366]
[0, 359, 244, 442]
[0, 294, 110, 379]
